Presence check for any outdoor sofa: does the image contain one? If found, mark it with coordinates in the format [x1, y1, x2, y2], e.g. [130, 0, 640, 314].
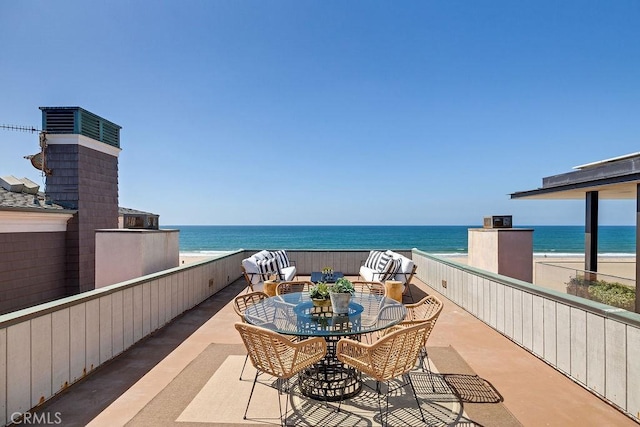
[359, 250, 417, 293]
[241, 250, 296, 291]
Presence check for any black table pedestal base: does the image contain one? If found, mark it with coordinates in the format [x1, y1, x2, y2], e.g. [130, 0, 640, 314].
[298, 335, 361, 401]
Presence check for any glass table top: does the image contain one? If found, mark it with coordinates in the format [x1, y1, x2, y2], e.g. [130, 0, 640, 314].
[243, 292, 407, 337]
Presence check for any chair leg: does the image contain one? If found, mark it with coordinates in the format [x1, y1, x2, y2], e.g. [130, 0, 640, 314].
[403, 282, 414, 303]
[385, 382, 390, 426]
[376, 382, 385, 426]
[243, 370, 259, 419]
[407, 374, 426, 423]
[277, 378, 285, 427]
[421, 347, 436, 392]
[239, 354, 249, 380]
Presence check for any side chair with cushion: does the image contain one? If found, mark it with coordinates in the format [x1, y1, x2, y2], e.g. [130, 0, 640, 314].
[359, 250, 417, 302]
[336, 322, 434, 425]
[234, 322, 327, 426]
[241, 250, 297, 292]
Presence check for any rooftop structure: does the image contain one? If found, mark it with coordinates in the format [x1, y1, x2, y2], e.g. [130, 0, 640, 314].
[0, 106, 123, 313]
[511, 152, 640, 313]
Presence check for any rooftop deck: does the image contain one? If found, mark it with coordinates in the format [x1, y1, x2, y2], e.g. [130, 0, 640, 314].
[28, 274, 636, 426]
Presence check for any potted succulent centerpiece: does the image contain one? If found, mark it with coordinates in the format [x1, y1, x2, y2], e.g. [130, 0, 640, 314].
[329, 277, 355, 314]
[309, 282, 331, 307]
[321, 266, 334, 281]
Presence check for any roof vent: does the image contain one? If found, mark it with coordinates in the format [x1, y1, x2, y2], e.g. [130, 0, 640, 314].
[19, 177, 40, 194]
[0, 176, 24, 193]
[0, 176, 40, 194]
[40, 106, 121, 148]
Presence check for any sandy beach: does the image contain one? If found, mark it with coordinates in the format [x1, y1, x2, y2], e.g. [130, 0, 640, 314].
[444, 255, 635, 278]
[179, 255, 219, 266]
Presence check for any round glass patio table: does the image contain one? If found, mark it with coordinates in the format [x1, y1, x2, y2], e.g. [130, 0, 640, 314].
[243, 291, 407, 401]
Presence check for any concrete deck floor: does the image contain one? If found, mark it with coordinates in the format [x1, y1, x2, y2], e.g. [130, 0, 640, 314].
[30, 277, 637, 426]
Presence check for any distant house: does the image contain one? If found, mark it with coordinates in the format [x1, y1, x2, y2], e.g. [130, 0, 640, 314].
[0, 107, 172, 315]
[0, 178, 75, 314]
[118, 207, 159, 230]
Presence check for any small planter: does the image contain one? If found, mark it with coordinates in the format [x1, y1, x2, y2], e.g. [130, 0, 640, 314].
[330, 292, 351, 314]
[312, 298, 331, 308]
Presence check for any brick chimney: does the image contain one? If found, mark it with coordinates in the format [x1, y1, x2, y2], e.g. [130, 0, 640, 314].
[40, 107, 122, 293]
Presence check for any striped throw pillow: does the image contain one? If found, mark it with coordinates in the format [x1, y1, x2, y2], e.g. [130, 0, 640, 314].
[380, 257, 402, 281]
[271, 250, 290, 269]
[364, 250, 384, 269]
[257, 257, 281, 281]
[376, 252, 392, 272]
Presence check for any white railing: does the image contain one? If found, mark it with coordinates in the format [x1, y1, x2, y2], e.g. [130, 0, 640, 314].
[0, 250, 245, 426]
[412, 249, 640, 423]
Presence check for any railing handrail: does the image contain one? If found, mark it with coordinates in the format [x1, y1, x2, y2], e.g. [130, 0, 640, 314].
[412, 249, 640, 328]
[536, 261, 635, 284]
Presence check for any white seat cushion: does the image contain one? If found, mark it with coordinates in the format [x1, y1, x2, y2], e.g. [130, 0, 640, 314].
[281, 266, 296, 281]
[359, 265, 376, 282]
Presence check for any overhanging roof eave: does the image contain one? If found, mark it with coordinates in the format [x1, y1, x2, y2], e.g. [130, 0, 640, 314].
[511, 174, 640, 200]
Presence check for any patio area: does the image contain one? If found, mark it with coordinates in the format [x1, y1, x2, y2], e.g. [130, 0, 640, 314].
[29, 275, 636, 426]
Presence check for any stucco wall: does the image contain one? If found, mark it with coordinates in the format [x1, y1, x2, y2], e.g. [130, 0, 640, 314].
[95, 229, 179, 288]
[468, 228, 533, 283]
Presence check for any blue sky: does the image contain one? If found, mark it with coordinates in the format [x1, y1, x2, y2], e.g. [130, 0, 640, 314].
[1, 1, 639, 225]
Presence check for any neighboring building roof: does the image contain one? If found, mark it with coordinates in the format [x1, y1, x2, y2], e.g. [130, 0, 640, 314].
[0, 187, 158, 216]
[118, 207, 158, 216]
[0, 186, 68, 211]
[510, 152, 640, 200]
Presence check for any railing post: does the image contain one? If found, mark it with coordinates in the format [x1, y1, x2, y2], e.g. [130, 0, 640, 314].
[585, 191, 598, 281]
[635, 184, 640, 313]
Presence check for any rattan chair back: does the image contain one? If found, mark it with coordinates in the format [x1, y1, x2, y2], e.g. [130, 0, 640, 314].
[233, 291, 269, 320]
[275, 280, 314, 295]
[235, 322, 327, 379]
[337, 321, 433, 381]
[351, 280, 386, 297]
[404, 295, 444, 326]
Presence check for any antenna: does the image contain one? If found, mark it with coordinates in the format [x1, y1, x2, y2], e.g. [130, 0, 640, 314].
[0, 124, 41, 133]
[1, 123, 51, 176]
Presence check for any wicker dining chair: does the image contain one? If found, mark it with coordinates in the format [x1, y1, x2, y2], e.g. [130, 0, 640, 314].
[399, 295, 443, 374]
[233, 291, 269, 380]
[234, 322, 327, 426]
[336, 321, 434, 425]
[351, 280, 386, 297]
[275, 280, 314, 295]
[233, 291, 270, 319]
[351, 281, 386, 343]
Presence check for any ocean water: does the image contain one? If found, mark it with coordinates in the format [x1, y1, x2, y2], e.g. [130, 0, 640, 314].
[169, 225, 636, 257]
